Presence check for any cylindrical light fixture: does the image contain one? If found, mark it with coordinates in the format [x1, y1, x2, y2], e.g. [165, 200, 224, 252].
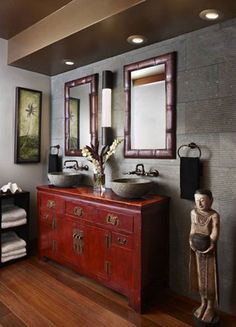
[102, 70, 113, 146]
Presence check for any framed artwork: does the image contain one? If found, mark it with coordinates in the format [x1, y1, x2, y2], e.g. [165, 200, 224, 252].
[69, 97, 80, 150]
[14, 87, 42, 163]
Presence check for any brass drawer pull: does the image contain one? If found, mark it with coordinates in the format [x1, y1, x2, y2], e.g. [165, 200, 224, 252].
[52, 240, 57, 252]
[73, 229, 84, 255]
[52, 216, 57, 229]
[104, 234, 111, 248]
[117, 237, 127, 246]
[106, 214, 119, 226]
[47, 200, 55, 209]
[73, 206, 83, 217]
[105, 260, 111, 276]
[73, 233, 83, 240]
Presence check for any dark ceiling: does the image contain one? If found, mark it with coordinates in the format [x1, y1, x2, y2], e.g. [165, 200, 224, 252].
[1, 0, 236, 76]
[0, 0, 73, 39]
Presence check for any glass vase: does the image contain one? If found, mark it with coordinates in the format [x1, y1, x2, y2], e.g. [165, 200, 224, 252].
[93, 172, 106, 195]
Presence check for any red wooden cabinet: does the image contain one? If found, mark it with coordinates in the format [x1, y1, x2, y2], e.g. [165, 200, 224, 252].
[84, 225, 110, 282]
[60, 216, 85, 270]
[37, 185, 169, 312]
[38, 195, 64, 262]
[109, 232, 133, 294]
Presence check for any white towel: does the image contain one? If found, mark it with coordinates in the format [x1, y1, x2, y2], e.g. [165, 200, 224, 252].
[0, 182, 22, 194]
[2, 247, 26, 258]
[2, 205, 27, 222]
[2, 248, 26, 258]
[1, 232, 26, 254]
[1, 251, 26, 263]
[1, 218, 27, 229]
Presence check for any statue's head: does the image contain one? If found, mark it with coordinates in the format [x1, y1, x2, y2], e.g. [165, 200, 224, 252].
[194, 189, 213, 211]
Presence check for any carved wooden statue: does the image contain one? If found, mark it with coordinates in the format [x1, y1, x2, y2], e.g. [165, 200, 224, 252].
[189, 189, 220, 324]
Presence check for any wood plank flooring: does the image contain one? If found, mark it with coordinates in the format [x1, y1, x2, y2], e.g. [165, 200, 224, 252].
[0, 257, 235, 326]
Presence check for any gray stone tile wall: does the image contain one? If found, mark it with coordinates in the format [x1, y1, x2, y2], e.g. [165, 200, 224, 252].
[51, 18, 236, 315]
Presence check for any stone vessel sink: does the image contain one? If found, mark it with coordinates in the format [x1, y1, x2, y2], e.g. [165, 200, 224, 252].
[48, 172, 82, 188]
[110, 178, 153, 199]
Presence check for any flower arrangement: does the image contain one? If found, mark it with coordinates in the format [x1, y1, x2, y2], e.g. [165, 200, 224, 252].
[82, 138, 122, 175]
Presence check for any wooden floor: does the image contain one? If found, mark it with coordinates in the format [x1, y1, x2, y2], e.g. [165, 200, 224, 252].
[0, 258, 235, 326]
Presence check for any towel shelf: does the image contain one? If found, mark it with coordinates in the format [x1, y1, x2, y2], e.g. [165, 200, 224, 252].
[0, 191, 30, 267]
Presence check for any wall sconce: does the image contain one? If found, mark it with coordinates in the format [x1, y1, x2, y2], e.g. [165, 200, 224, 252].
[102, 70, 113, 146]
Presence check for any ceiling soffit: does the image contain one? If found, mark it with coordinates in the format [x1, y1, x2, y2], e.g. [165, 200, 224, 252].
[8, 0, 144, 65]
[7, 0, 236, 76]
[0, 0, 73, 39]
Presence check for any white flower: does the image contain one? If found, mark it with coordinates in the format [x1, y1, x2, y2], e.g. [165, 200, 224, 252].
[104, 138, 122, 163]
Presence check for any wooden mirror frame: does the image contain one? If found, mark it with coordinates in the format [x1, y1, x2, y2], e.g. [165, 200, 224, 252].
[124, 52, 176, 159]
[64, 73, 98, 156]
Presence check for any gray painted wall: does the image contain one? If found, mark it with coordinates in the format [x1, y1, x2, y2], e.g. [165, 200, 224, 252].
[0, 38, 51, 239]
[51, 19, 236, 315]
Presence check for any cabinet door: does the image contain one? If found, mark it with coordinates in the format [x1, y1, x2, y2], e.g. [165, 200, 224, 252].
[61, 216, 85, 270]
[50, 214, 63, 261]
[38, 221, 51, 258]
[38, 211, 62, 261]
[84, 225, 110, 281]
[110, 232, 133, 293]
[38, 209, 54, 258]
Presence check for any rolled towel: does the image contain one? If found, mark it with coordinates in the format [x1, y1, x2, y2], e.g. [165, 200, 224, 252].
[2, 205, 27, 222]
[2, 218, 27, 229]
[1, 251, 26, 263]
[2, 247, 26, 258]
[1, 232, 26, 254]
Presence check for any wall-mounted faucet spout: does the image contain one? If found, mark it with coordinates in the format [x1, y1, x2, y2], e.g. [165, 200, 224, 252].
[125, 163, 159, 177]
[135, 164, 145, 176]
[64, 160, 89, 171]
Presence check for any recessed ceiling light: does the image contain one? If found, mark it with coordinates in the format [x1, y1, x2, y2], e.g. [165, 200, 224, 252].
[127, 35, 147, 45]
[64, 60, 74, 66]
[199, 9, 222, 21]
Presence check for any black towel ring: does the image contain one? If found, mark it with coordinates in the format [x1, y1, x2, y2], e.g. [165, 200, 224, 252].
[50, 145, 60, 155]
[177, 142, 201, 158]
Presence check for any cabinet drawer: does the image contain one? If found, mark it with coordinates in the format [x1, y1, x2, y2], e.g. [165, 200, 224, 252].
[112, 232, 133, 250]
[40, 194, 64, 212]
[95, 209, 134, 233]
[65, 200, 92, 219]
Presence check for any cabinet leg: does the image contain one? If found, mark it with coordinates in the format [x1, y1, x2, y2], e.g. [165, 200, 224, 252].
[128, 294, 142, 313]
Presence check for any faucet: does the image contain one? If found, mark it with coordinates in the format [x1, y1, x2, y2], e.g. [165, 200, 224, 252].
[135, 163, 145, 176]
[64, 160, 89, 171]
[125, 163, 159, 177]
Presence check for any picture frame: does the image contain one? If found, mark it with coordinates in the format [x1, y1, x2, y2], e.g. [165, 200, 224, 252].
[14, 87, 42, 163]
[69, 97, 80, 150]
